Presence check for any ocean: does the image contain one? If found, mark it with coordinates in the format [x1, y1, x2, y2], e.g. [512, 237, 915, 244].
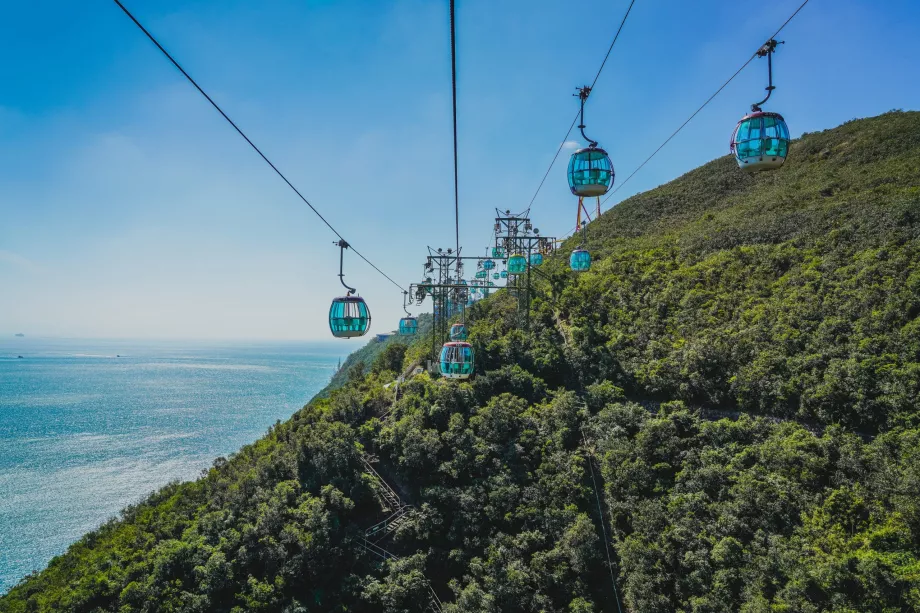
[0, 337, 351, 593]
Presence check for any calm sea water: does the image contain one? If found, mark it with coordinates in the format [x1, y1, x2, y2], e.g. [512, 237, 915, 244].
[0, 337, 351, 593]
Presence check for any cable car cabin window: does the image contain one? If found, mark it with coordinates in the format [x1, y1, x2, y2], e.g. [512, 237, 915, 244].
[762, 115, 789, 156]
[735, 120, 752, 143]
[329, 297, 371, 338]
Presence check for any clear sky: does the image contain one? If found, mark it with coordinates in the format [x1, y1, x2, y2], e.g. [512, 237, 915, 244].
[1, 0, 917, 339]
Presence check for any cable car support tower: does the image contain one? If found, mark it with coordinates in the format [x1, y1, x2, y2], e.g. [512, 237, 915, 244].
[492, 209, 556, 329]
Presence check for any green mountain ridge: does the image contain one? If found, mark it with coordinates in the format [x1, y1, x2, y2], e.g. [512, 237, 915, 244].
[3, 111, 919, 613]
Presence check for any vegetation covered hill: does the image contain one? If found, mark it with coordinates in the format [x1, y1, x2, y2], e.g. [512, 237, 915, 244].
[316, 314, 433, 400]
[496, 110, 920, 432]
[3, 112, 919, 613]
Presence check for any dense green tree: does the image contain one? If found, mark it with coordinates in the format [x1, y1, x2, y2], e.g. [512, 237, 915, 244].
[373, 343, 409, 377]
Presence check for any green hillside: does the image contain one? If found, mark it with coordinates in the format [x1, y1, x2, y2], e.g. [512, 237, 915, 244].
[314, 314, 434, 401]
[493, 110, 919, 432]
[3, 112, 919, 613]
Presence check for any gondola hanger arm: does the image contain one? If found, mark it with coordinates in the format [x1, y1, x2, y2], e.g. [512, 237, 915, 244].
[402, 291, 412, 316]
[335, 240, 357, 296]
[752, 39, 783, 112]
[575, 86, 599, 148]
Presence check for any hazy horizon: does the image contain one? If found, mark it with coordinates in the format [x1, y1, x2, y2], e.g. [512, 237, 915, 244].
[0, 332, 385, 343]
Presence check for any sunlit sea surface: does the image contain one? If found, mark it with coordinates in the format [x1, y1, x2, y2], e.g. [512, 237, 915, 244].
[0, 337, 350, 593]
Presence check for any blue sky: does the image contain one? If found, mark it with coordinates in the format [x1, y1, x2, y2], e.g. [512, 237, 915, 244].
[1, 0, 917, 339]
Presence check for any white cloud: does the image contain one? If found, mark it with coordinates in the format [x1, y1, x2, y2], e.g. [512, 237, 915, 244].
[562, 140, 580, 150]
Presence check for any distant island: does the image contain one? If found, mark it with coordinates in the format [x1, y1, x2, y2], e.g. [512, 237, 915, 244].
[14, 333, 24, 337]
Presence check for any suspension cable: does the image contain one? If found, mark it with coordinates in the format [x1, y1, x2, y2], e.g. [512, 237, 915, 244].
[112, 0, 407, 293]
[582, 428, 624, 613]
[601, 0, 812, 207]
[449, 0, 460, 274]
[526, 0, 637, 211]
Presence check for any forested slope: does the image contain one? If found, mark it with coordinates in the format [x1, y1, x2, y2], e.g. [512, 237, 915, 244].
[495, 110, 920, 432]
[3, 112, 919, 613]
[315, 314, 432, 400]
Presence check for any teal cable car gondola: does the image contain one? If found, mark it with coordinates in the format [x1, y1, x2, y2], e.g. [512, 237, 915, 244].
[475, 270, 487, 279]
[329, 240, 371, 338]
[493, 272, 500, 280]
[730, 40, 789, 172]
[567, 147, 613, 197]
[450, 323, 468, 341]
[398, 291, 417, 336]
[500, 270, 508, 279]
[732, 112, 789, 171]
[439, 341, 473, 380]
[483, 259, 495, 270]
[399, 317, 418, 335]
[570, 248, 591, 272]
[329, 296, 370, 338]
[529, 253, 543, 266]
[507, 253, 527, 275]
[491, 247, 505, 258]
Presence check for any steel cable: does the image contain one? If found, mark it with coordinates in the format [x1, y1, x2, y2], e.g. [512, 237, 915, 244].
[113, 0, 407, 293]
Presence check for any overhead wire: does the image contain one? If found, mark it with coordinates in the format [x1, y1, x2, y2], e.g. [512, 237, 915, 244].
[526, 0, 637, 211]
[112, 0, 407, 293]
[449, 0, 461, 273]
[601, 0, 813, 206]
[582, 428, 624, 613]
